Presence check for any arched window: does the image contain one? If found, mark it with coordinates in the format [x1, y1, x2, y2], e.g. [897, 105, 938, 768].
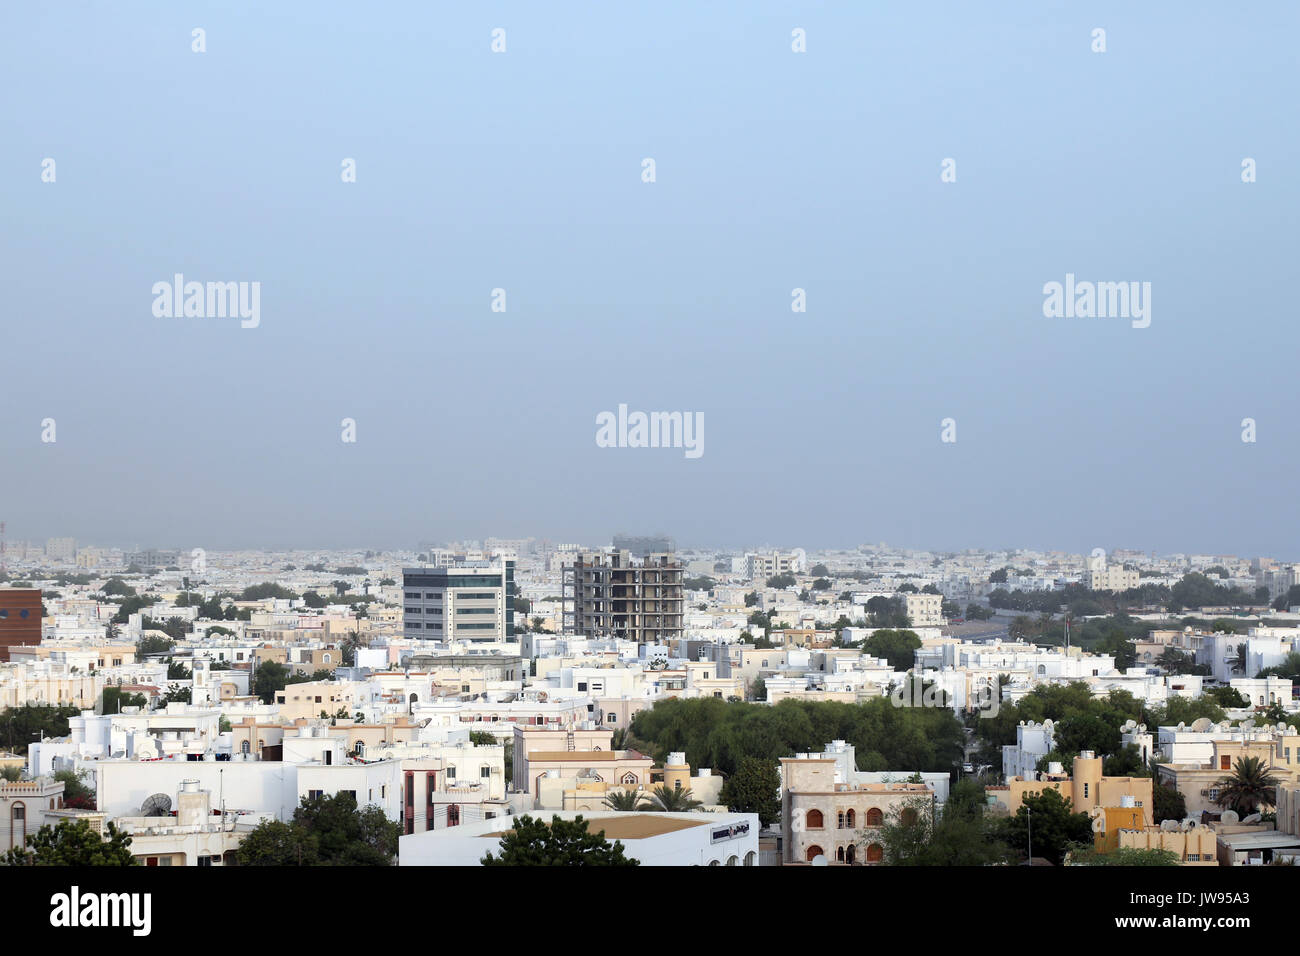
[846, 844, 856, 865]
[845, 809, 855, 828]
[621, 772, 638, 785]
[805, 845, 824, 863]
[836, 846, 845, 862]
[865, 807, 883, 827]
[837, 811, 845, 829]
[901, 808, 919, 826]
[866, 843, 883, 863]
[355, 741, 365, 757]
[447, 804, 460, 827]
[806, 809, 824, 829]
[726, 855, 738, 866]
[240, 740, 250, 755]
[743, 851, 756, 866]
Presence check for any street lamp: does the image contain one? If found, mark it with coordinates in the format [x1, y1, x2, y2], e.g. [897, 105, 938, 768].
[1026, 805, 1033, 863]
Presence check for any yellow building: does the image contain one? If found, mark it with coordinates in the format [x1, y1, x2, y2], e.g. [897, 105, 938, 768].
[989, 751, 1154, 827]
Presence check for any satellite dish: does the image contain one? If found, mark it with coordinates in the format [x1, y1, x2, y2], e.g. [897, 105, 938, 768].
[809, 854, 828, 867]
[1221, 810, 1239, 825]
[1182, 819, 1197, 831]
[140, 793, 172, 817]
[1242, 812, 1262, 824]
[1191, 718, 1212, 732]
[1160, 819, 1178, 831]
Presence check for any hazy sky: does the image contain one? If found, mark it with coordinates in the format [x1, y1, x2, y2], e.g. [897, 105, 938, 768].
[3, 2, 1297, 556]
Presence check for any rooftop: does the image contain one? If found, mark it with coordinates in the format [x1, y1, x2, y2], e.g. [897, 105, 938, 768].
[482, 813, 705, 841]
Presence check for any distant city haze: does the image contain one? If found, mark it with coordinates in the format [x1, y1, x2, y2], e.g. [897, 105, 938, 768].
[2, 3, 1297, 556]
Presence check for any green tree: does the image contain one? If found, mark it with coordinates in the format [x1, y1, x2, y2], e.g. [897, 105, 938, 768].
[1068, 846, 1181, 866]
[237, 792, 399, 866]
[602, 789, 650, 811]
[136, 634, 176, 656]
[166, 660, 192, 681]
[650, 784, 703, 812]
[861, 629, 922, 671]
[880, 791, 1010, 866]
[1206, 685, 1250, 709]
[1214, 756, 1280, 815]
[240, 583, 299, 601]
[102, 687, 148, 715]
[253, 661, 290, 704]
[481, 815, 639, 866]
[2, 819, 136, 866]
[998, 788, 1093, 866]
[1153, 783, 1186, 824]
[718, 757, 780, 827]
[1, 704, 79, 754]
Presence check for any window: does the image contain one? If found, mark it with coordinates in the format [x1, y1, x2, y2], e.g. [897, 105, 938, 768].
[866, 843, 883, 863]
[308, 790, 323, 800]
[805, 809, 824, 829]
[805, 845, 824, 862]
[480, 766, 491, 778]
[1221, 756, 1231, 770]
[12, 805, 24, 822]
[1083, 783, 1089, 798]
[865, 808, 883, 827]
[447, 804, 460, 826]
[446, 767, 456, 780]
[607, 712, 617, 723]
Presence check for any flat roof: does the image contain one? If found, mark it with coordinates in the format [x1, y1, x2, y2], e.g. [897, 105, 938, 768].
[528, 750, 646, 762]
[482, 814, 705, 841]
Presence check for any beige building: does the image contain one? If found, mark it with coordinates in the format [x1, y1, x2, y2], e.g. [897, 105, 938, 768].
[902, 593, 944, 628]
[273, 679, 368, 721]
[780, 752, 934, 865]
[0, 663, 103, 709]
[514, 725, 655, 803]
[1157, 733, 1300, 816]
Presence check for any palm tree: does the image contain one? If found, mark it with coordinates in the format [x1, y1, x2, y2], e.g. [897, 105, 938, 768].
[650, 784, 703, 812]
[1215, 756, 1280, 815]
[1232, 643, 1248, 676]
[602, 788, 650, 812]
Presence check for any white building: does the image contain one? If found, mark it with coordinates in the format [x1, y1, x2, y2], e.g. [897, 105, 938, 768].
[399, 809, 760, 866]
